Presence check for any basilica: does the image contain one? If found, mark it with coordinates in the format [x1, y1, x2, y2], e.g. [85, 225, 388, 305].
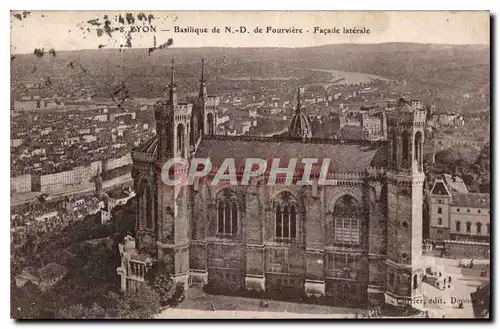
[117, 58, 428, 308]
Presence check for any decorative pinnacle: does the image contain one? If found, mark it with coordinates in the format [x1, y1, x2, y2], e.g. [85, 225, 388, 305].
[170, 58, 176, 87]
[201, 58, 205, 83]
[296, 87, 302, 114]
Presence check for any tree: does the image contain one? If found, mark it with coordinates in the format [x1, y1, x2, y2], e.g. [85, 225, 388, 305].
[11, 282, 44, 319]
[114, 285, 161, 319]
[151, 274, 176, 306]
[146, 260, 177, 306]
[57, 303, 107, 319]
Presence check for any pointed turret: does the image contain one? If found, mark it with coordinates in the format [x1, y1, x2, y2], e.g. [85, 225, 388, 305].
[296, 86, 302, 114]
[199, 58, 207, 99]
[169, 58, 177, 105]
[289, 87, 312, 138]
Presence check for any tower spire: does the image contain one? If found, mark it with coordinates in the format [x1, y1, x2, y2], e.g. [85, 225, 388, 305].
[169, 58, 177, 104]
[170, 58, 176, 87]
[296, 87, 302, 114]
[199, 57, 207, 98]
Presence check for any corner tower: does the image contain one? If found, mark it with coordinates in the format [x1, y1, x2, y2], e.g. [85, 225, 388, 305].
[151, 58, 193, 288]
[155, 59, 192, 160]
[384, 99, 426, 308]
[191, 58, 218, 140]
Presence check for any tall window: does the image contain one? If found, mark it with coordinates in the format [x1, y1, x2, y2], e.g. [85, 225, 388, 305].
[466, 222, 471, 233]
[216, 190, 238, 236]
[274, 192, 298, 241]
[437, 207, 442, 214]
[402, 131, 410, 168]
[415, 131, 423, 168]
[487, 224, 490, 234]
[140, 180, 153, 229]
[207, 113, 214, 136]
[391, 131, 397, 166]
[333, 195, 361, 245]
[438, 217, 442, 225]
[456, 221, 461, 232]
[476, 222, 482, 234]
[177, 123, 185, 157]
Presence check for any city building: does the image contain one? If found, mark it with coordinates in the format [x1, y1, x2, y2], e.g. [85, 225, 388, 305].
[117, 59, 428, 309]
[428, 175, 490, 242]
[15, 263, 68, 291]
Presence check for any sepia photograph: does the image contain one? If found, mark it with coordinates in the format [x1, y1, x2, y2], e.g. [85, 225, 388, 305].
[9, 10, 491, 320]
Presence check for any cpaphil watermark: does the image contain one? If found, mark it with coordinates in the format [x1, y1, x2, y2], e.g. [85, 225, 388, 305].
[161, 157, 337, 186]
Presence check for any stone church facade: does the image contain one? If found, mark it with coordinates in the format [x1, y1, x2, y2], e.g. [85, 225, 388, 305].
[117, 58, 427, 308]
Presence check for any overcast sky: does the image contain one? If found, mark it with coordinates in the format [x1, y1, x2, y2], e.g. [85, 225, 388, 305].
[10, 11, 489, 54]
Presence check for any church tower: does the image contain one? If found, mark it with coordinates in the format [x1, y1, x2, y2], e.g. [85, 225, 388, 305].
[154, 59, 192, 160]
[150, 58, 192, 288]
[191, 58, 218, 141]
[384, 100, 426, 308]
[191, 58, 207, 146]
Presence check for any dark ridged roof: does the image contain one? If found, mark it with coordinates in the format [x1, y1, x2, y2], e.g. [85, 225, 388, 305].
[289, 112, 312, 138]
[135, 135, 158, 155]
[134, 134, 387, 172]
[195, 137, 386, 172]
[451, 193, 490, 208]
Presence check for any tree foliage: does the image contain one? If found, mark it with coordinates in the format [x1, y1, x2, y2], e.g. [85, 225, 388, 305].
[57, 303, 107, 319]
[114, 285, 161, 319]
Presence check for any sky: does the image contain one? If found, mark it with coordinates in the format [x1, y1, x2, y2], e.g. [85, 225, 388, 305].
[10, 11, 490, 54]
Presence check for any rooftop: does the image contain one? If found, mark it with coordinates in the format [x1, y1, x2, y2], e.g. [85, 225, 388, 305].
[451, 192, 490, 209]
[134, 134, 387, 173]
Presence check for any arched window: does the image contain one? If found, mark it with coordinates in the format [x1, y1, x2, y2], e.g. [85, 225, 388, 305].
[456, 221, 461, 232]
[402, 131, 410, 168]
[275, 206, 282, 237]
[274, 192, 298, 241]
[140, 180, 153, 229]
[231, 201, 238, 235]
[438, 217, 442, 225]
[391, 131, 397, 167]
[333, 195, 361, 245]
[190, 116, 197, 147]
[216, 190, 238, 236]
[290, 205, 297, 239]
[207, 113, 214, 136]
[415, 131, 423, 166]
[476, 223, 482, 234]
[177, 124, 185, 157]
[466, 222, 472, 233]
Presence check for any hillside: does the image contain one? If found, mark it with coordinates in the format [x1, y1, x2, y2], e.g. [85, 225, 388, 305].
[11, 43, 490, 112]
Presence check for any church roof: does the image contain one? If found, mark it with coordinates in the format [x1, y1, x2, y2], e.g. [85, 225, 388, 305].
[195, 136, 386, 173]
[133, 135, 387, 173]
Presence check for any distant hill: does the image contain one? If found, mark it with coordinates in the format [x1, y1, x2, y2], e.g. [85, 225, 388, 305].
[11, 43, 489, 112]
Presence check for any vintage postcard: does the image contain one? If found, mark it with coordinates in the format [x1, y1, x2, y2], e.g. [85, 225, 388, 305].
[10, 11, 490, 319]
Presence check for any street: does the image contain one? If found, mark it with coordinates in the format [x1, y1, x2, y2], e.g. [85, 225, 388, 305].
[156, 286, 365, 319]
[419, 255, 489, 318]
